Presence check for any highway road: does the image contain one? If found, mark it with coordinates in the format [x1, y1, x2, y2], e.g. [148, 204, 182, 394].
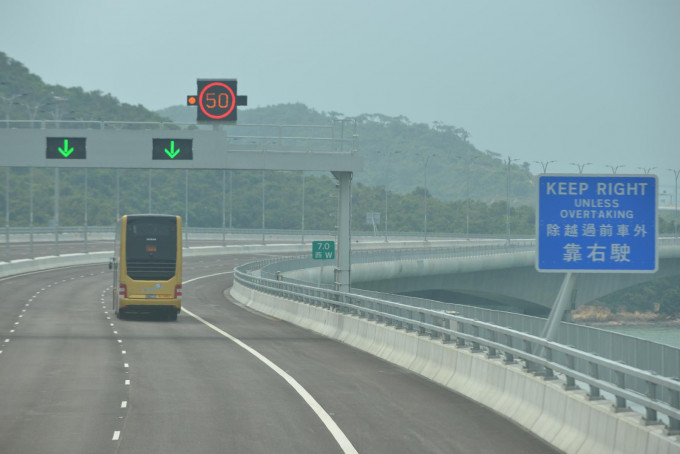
[0, 253, 560, 453]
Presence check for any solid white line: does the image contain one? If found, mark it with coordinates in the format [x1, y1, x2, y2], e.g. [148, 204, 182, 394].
[182, 272, 358, 454]
[112, 431, 120, 441]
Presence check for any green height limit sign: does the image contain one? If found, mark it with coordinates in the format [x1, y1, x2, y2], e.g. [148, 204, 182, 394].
[312, 241, 335, 260]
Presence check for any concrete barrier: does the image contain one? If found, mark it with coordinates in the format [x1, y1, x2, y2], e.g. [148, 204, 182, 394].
[230, 282, 680, 454]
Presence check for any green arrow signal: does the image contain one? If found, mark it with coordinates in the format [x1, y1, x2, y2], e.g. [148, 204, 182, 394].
[164, 140, 181, 159]
[58, 139, 74, 158]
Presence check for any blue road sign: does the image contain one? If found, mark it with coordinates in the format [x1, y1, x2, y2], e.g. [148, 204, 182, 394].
[536, 174, 657, 273]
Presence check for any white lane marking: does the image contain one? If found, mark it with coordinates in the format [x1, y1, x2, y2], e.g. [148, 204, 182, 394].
[121, 350, 126, 354]
[124, 363, 129, 368]
[182, 272, 358, 454]
[112, 431, 120, 441]
[121, 401, 128, 408]
[125, 380, 130, 385]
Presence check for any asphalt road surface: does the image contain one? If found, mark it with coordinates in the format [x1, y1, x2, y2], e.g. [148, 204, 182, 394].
[0, 254, 560, 453]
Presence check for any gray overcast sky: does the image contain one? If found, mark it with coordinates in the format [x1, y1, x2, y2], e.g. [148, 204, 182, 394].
[1, 0, 679, 192]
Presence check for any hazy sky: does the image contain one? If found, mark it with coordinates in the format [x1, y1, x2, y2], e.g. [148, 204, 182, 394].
[1, 0, 679, 193]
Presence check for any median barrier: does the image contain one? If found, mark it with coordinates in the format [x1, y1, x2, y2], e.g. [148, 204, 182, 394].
[231, 281, 680, 454]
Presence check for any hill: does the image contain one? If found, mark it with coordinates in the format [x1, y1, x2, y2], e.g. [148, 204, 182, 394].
[158, 103, 535, 204]
[0, 52, 170, 123]
[0, 50, 534, 204]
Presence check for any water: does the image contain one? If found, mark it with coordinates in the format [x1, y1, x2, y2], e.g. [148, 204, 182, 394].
[598, 324, 680, 348]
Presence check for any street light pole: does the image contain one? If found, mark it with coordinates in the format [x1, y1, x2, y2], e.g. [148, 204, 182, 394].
[506, 156, 518, 244]
[0, 89, 28, 127]
[301, 171, 306, 244]
[424, 154, 437, 241]
[637, 166, 656, 175]
[378, 150, 400, 242]
[570, 162, 592, 174]
[533, 160, 556, 173]
[606, 164, 625, 174]
[670, 169, 680, 238]
[466, 153, 480, 240]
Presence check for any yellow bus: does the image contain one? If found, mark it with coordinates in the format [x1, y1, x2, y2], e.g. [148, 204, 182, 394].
[111, 214, 182, 320]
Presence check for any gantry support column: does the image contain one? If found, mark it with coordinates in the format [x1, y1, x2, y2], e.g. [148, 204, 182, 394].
[332, 171, 352, 293]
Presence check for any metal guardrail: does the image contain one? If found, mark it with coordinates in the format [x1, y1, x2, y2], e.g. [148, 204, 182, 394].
[234, 257, 680, 436]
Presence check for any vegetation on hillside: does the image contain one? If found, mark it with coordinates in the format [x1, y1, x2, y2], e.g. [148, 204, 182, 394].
[0, 52, 169, 124]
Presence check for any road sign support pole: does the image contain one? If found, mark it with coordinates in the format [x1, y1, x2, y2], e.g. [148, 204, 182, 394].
[84, 168, 88, 253]
[5, 168, 9, 262]
[541, 272, 578, 342]
[333, 171, 352, 294]
[54, 168, 60, 256]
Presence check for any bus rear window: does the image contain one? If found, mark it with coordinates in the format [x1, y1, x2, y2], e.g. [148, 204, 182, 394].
[125, 218, 177, 279]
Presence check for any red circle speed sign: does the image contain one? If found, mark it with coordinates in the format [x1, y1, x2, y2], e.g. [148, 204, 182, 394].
[198, 82, 236, 120]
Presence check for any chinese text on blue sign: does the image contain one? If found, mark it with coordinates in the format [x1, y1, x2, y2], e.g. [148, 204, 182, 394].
[536, 175, 657, 273]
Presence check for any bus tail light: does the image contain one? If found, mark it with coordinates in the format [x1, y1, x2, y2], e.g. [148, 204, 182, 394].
[175, 284, 182, 300]
[119, 284, 127, 298]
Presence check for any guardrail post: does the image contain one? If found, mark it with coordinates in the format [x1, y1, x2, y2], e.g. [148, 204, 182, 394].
[523, 340, 541, 373]
[394, 307, 404, 329]
[613, 366, 628, 412]
[587, 361, 604, 401]
[503, 334, 514, 364]
[406, 309, 414, 332]
[643, 379, 662, 426]
[614, 371, 628, 413]
[486, 330, 498, 358]
[455, 321, 466, 348]
[418, 312, 426, 336]
[564, 353, 578, 390]
[471, 325, 482, 353]
[543, 347, 556, 380]
[669, 384, 680, 435]
[442, 318, 452, 344]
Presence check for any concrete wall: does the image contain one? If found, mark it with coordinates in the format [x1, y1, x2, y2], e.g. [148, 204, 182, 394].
[284, 250, 680, 311]
[231, 282, 680, 454]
